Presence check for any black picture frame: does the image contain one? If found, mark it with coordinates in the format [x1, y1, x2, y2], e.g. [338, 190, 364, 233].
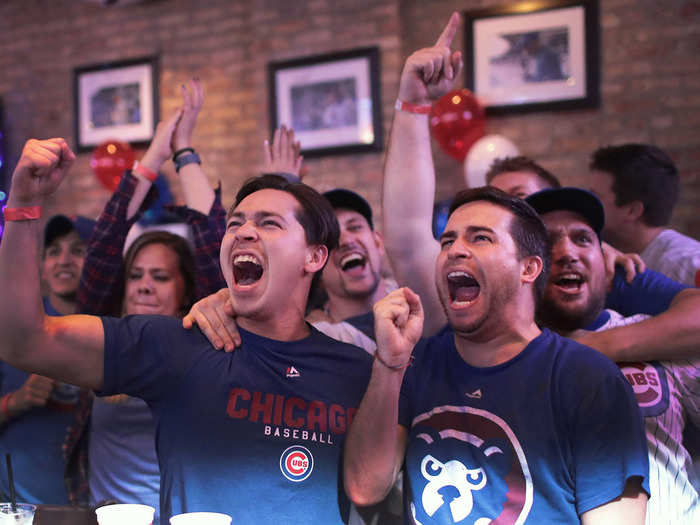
[73, 56, 159, 153]
[464, 0, 599, 115]
[268, 47, 383, 157]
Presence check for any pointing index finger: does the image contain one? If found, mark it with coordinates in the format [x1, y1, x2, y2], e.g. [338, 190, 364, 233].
[435, 11, 459, 48]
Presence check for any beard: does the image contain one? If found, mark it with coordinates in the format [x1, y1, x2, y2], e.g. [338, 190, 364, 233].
[536, 290, 606, 333]
[437, 275, 517, 339]
[339, 269, 381, 300]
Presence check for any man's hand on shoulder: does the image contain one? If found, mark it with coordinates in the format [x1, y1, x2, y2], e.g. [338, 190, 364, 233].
[182, 288, 240, 351]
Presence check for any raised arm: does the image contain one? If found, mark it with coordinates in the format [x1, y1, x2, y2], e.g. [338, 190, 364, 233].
[77, 108, 183, 315]
[172, 77, 215, 214]
[344, 288, 422, 504]
[383, 12, 462, 336]
[0, 139, 104, 389]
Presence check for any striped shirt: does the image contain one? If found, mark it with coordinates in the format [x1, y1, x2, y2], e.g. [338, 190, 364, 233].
[600, 310, 699, 524]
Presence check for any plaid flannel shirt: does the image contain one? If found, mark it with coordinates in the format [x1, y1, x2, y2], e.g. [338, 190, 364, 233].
[64, 171, 227, 504]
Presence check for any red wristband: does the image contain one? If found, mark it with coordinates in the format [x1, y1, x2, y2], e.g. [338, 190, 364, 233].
[1, 393, 13, 419]
[132, 161, 159, 183]
[395, 99, 432, 115]
[3, 206, 42, 221]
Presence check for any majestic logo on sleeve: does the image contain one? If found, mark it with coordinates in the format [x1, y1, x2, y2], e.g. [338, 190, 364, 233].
[280, 445, 314, 482]
[407, 405, 533, 524]
[618, 361, 670, 417]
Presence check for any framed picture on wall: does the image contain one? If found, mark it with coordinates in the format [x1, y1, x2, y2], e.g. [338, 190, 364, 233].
[73, 56, 159, 152]
[464, 0, 599, 115]
[268, 47, 383, 157]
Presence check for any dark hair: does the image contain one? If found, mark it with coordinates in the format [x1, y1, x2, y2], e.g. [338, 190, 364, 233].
[448, 186, 551, 303]
[118, 231, 197, 318]
[485, 156, 561, 190]
[231, 174, 340, 291]
[590, 144, 678, 226]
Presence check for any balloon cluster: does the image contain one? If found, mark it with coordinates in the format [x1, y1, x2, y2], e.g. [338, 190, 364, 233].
[90, 140, 134, 191]
[430, 90, 519, 188]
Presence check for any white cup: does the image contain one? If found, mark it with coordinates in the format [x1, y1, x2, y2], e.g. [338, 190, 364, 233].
[170, 512, 232, 525]
[0, 503, 36, 525]
[95, 504, 155, 525]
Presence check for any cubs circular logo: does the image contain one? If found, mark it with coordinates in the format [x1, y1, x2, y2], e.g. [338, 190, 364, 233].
[280, 445, 313, 482]
[619, 361, 669, 417]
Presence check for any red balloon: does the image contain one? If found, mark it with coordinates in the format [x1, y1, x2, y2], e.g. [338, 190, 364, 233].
[429, 89, 486, 162]
[90, 140, 134, 191]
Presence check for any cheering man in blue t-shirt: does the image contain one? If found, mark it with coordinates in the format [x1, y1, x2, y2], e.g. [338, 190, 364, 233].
[0, 139, 373, 524]
[344, 12, 650, 524]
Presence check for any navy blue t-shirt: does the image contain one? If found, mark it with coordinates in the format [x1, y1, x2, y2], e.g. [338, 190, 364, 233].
[399, 327, 649, 524]
[606, 268, 687, 316]
[100, 315, 373, 524]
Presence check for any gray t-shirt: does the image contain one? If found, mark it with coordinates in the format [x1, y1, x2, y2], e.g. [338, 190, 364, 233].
[641, 229, 700, 286]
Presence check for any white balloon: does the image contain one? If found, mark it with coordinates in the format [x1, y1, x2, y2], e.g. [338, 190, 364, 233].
[463, 135, 520, 188]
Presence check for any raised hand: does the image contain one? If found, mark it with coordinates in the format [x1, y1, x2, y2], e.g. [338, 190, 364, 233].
[263, 125, 303, 180]
[10, 374, 55, 413]
[182, 288, 241, 351]
[139, 108, 184, 172]
[398, 12, 463, 105]
[373, 287, 424, 368]
[9, 138, 75, 206]
[172, 77, 204, 151]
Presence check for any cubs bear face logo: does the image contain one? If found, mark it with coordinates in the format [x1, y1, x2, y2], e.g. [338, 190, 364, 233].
[406, 405, 533, 524]
[421, 455, 487, 522]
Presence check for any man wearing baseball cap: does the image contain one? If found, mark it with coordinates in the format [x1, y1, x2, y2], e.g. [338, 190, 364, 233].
[42, 214, 96, 315]
[307, 189, 395, 353]
[0, 213, 95, 505]
[527, 187, 699, 524]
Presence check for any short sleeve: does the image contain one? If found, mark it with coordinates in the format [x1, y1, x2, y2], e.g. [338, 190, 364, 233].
[100, 315, 201, 402]
[606, 268, 687, 316]
[568, 356, 650, 515]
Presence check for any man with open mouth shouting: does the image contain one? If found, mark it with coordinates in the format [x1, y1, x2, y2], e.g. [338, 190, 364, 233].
[344, 12, 650, 525]
[0, 137, 373, 524]
[528, 187, 699, 525]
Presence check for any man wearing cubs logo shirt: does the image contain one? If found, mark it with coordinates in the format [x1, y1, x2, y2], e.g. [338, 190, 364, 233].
[0, 139, 372, 524]
[528, 187, 699, 524]
[344, 13, 649, 524]
[346, 185, 650, 523]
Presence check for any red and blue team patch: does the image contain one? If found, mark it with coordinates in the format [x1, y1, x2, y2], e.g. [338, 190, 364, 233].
[619, 361, 670, 417]
[279, 445, 314, 482]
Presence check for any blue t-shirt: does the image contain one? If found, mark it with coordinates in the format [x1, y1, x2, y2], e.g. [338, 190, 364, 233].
[100, 315, 373, 524]
[399, 327, 649, 524]
[0, 298, 79, 504]
[606, 268, 687, 316]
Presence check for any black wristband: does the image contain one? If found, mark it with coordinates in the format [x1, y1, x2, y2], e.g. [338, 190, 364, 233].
[174, 152, 202, 173]
[173, 147, 195, 161]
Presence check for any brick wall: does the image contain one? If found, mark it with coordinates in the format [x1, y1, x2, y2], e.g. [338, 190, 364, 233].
[402, 0, 700, 237]
[0, 0, 698, 238]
